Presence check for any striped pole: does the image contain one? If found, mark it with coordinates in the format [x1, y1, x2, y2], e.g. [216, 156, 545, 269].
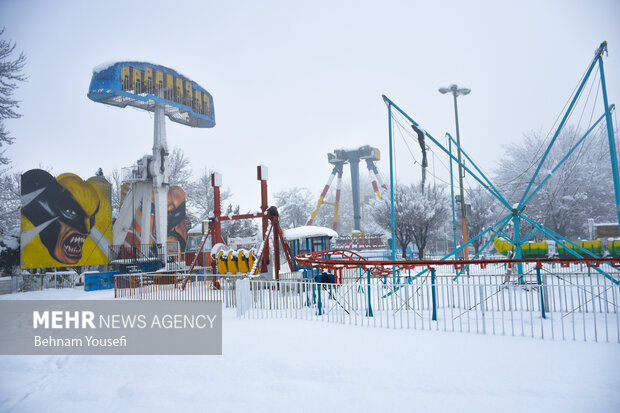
[307, 166, 338, 225]
[332, 169, 343, 231]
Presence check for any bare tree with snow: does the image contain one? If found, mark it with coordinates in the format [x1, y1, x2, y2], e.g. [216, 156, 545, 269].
[0, 29, 26, 274]
[106, 168, 122, 218]
[167, 146, 192, 188]
[494, 126, 616, 239]
[370, 183, 449, 259]
[274, 187, 315, 229]
[0, 28, 26, 166]
[221, 204, 258, 241]
[186, 168, 231, 224]
[464, 187, 503, 255]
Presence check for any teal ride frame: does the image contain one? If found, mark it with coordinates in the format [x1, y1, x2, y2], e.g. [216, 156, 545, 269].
[383, 41, 619, 285]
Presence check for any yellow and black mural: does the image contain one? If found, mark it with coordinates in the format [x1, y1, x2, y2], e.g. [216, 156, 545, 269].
[20, 169, 112, 269]
[167, 186, 187, 251]
[119, 185, 187, 252]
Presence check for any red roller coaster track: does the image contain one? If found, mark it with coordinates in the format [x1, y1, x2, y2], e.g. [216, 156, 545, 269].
[294, 249, 620, 275]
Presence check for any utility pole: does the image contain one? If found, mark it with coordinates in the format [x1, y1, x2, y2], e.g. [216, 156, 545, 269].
[440, 84, 471, 259]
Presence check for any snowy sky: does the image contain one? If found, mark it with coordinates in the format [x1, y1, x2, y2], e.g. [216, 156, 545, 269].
[2, 0, 619, 211]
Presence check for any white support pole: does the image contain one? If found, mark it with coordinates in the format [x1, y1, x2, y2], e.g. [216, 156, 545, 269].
[139, 182, 152, 246]
[151, 101, 169, 265]
[113, 182, 136, 246]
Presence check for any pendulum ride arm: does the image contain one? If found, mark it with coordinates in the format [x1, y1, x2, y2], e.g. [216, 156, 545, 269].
[365, 159, 385, 200]
[331, 169, 343, 231]
[375, 171, 388, 193]
[307, 163, 343, 226]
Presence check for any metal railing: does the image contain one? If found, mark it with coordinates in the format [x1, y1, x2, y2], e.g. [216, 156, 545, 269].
[113, 262, 620, 343]
[22, 272, 78, 291]
[109, 244, 166, 272]
[114, 272, 236, 307]
[236, 273, 619, 343]
[299, 261, 620, 280]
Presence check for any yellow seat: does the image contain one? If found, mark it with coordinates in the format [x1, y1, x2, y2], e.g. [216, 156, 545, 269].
[217, 251, 228, 274]
[237, 250, 250, 273]
[227, 251, 238, 274]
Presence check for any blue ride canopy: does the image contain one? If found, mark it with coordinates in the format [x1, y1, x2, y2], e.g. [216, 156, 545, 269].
[87, 61, 215, 128]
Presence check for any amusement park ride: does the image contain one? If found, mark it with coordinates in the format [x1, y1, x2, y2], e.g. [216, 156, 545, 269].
[84, 41, 619, 286]
[185, 166, 295, 281]
[286, 41, 620, 288]
[88, 61, 215, 268]
[88, 62, 293, 279]
[374, 41, 620, 283]
[74, 42, 620, 347]
[307, 145, 388, 232]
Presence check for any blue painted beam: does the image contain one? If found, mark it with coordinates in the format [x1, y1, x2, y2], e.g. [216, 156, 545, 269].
[446, 133, 510, 210]
[520, 110, 610, 207]
[453, 214, 513, 280]
[518, 49, 601, 209]
[387, 102, 397, 264]
[383, 213, 513, 297]
[382, 95, 510, 211]
[597, 44, 620, 228]
[498, 231, 515, 244]
[521, 226, 540, 243]
[520, 213, 619, 285]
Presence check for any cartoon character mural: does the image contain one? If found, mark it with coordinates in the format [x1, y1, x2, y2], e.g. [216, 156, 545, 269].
[119, 185, 187, 252]
[167, 186, 187, 251]
[20, 169, 112, 268]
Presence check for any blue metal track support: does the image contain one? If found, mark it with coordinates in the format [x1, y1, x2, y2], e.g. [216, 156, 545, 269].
[597, 43, 620, 227]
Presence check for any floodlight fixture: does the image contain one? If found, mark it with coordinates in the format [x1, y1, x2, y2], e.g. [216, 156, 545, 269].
[439, 84, 471, 97]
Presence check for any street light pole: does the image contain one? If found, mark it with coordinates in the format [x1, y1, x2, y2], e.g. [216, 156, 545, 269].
[440, 84, 470, 259]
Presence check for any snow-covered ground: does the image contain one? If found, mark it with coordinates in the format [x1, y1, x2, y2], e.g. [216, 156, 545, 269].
[1, 287, 619, 413]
